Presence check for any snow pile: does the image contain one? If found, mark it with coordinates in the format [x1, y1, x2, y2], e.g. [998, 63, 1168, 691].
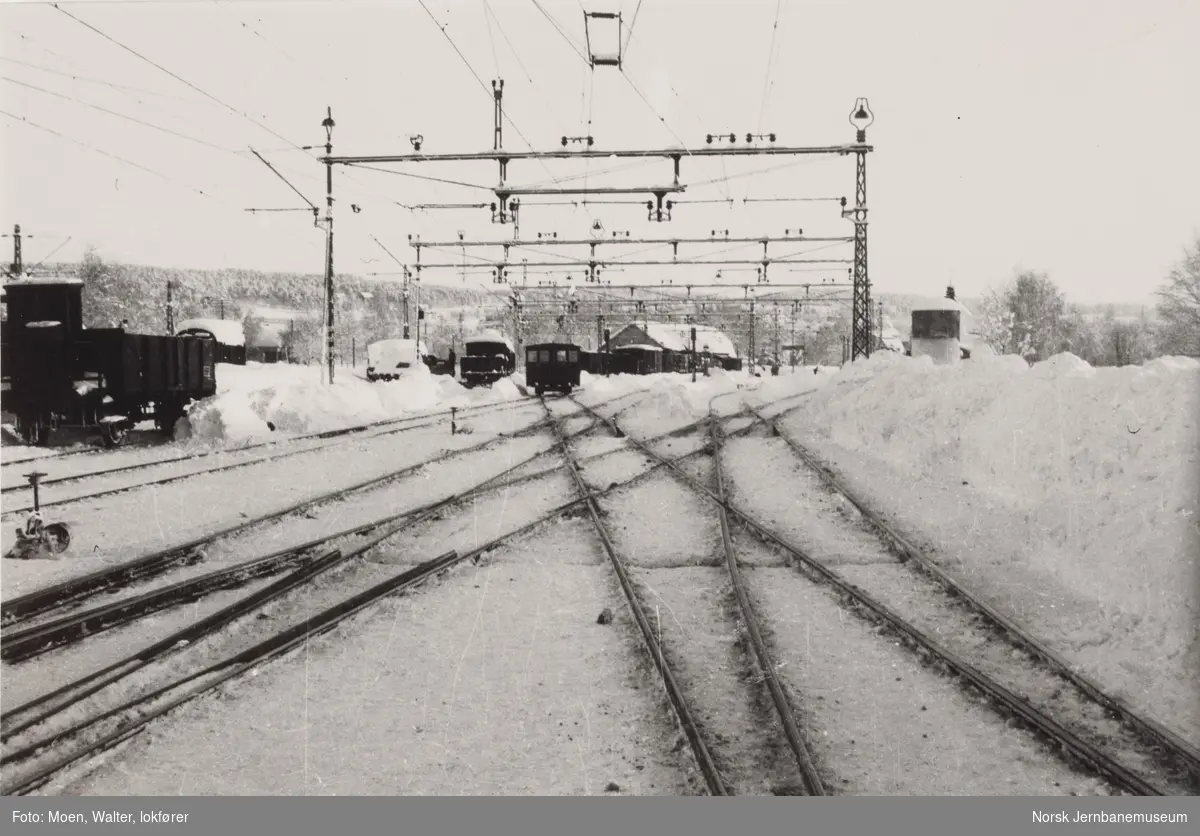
[782, 351, 1200, 669]
[177, 362, 517, 446]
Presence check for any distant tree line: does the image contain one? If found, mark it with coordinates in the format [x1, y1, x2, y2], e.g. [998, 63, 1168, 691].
[63, 250, 502, 363]
[974, 234, 1200, 365]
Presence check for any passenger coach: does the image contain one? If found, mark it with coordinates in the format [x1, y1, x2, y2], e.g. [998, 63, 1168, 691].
[524, 342, 581, 396]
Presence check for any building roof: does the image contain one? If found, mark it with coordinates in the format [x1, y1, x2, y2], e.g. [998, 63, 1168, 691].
[615, 343, 664, 352]
[620, 321, 738, 356]
[176, 318, 246, 346]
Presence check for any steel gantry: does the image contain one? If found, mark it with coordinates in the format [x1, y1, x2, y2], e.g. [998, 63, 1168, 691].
[317, 77, 876, 373]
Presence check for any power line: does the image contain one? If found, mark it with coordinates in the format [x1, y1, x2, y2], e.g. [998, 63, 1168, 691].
[249, 149, 319, 212]
[482, 0, 568, 134]
[1, 107, 214, 200]
[623, 0, 646, 58]
[748, 0, 784, 201]
[0, 55, 190, 102]
[2, 75, 239, 155]
[417, 0, 600, 228]
[53, 3, 314, 156]
[1, 109, 324, 257]
[530, 0, 590, 65]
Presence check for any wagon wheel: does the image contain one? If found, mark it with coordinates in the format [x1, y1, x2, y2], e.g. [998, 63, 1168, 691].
[101, 421, 128, 448]
[155, 404, 181, 435]
[18, 414, 49, 447]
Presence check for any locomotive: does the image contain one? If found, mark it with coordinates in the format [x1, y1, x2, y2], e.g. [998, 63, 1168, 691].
[0, 277, 217, 447]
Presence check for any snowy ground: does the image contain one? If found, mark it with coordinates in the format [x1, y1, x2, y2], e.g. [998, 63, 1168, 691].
[2, 353, 1195, 795]
[772, 352, 1200, 743]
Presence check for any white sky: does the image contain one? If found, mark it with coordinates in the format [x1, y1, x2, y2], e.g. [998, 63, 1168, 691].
[2, 0, 1197, 304]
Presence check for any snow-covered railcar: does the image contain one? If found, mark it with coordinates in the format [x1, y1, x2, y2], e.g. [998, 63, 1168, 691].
[460, 334, 516, 387]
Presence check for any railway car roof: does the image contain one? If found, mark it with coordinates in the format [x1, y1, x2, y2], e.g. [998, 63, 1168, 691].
[2, 277, 84, 288]
[465, 331, 515, 353]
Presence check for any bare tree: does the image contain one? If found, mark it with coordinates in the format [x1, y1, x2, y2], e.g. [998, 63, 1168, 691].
[241, 309, 266, 353]
[975, 285, 1015, 354]
[1156, 234, 1200, 357]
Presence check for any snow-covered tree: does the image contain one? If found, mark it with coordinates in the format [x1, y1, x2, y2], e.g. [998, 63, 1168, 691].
[1156, 234, 1200, 357]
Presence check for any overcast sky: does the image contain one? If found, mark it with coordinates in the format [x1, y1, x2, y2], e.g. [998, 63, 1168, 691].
[2, 0, 1197, 304]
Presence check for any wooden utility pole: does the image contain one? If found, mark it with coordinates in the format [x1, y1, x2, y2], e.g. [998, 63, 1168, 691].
[10, 224, 22, 277]
[322, 107, 336, 384]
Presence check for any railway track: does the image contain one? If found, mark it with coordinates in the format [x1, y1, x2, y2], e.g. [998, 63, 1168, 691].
[0, 394, 538, 473]
[0, 394, 707, 664]
[0, 405, 552, 628]
[566, 394, 1194, 797]
[543, 394, 845, 795]
[0, 395, 551, 515]
[743, 407, 1200, 791]
[0, 396, 756, 796]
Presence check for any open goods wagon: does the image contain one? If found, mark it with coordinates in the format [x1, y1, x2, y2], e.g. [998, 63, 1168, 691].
[0, 278, 216, 447]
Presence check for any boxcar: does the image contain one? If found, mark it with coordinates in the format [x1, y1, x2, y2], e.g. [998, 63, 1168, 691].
[460, 335, 516, 387]
[1, 278, 217, 447]
[524, 342, 582, 396]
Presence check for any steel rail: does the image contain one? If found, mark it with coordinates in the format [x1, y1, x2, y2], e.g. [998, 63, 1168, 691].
[542, 398, 728, 796]
[0, 395, 533, 496]
[1, 418, 751, 795]
[749, 407, 1200, 784]
[0, 415, 552, 626]
[708, 409, 825, 795]
[569, 396, 1169, 797]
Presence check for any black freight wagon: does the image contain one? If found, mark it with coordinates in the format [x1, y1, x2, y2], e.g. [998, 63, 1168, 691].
[524, 343, 582, 395]
[460, 335, 516, 387]
[0, 278, 217, 447]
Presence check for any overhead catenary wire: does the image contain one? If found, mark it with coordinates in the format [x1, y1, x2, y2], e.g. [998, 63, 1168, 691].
[1, 108, 216, 202]
[747, 0, 784, 201]
[416, 0, 601, 230]
[622, 0, 646, 59]
[53, 3, 315, 157]
[2, 75, 240, 156]
[0, 54, 194, 103]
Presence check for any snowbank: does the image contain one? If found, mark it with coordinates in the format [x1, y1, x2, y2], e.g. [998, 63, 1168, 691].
[176, 362, 520, 446]
[781, 351, 1200, 690]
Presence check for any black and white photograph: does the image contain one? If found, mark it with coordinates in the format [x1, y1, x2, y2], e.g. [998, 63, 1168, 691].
[1, 0, 1198, 801]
